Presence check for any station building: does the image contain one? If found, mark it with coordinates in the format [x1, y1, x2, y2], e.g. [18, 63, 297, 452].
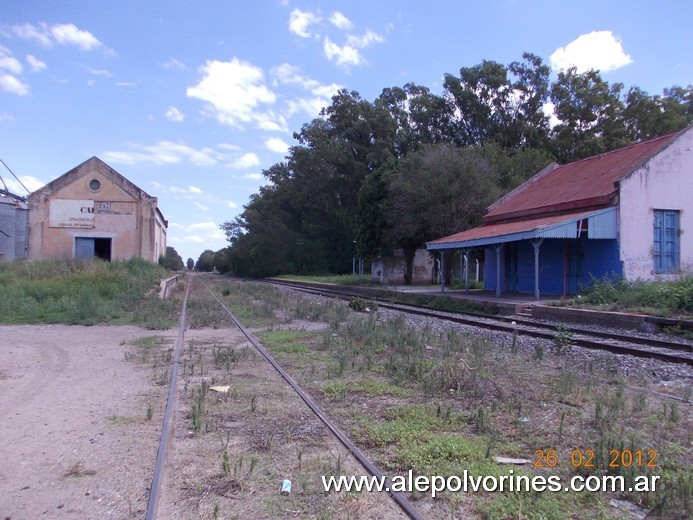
[427, 125, 693, 298]
[28, 157, 167, 262]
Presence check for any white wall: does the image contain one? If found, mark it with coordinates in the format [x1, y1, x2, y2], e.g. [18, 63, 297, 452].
[371, 249, 434, 285]
[619, 128, 693, 280]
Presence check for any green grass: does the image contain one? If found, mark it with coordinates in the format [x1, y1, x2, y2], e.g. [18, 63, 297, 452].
[0, 258, 173, 326]
[563, 275, 693, 317]
[259, 330, 316, 354]
[321, 379, 411, 398]
[275, 274, 377, 286]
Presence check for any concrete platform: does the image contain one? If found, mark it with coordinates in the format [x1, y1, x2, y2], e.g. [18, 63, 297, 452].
[383, 286, 558, 315]
[380, 285, 692, 333]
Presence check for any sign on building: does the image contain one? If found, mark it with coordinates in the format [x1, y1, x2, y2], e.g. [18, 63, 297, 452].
[49, 199, 94, 228]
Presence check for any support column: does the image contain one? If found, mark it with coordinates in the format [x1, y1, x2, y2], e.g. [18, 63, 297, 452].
[439, 251, 445, 293]
[463, 249, 470, 293]
[494, 244, 503, 297]
[531, 238, 545, 300]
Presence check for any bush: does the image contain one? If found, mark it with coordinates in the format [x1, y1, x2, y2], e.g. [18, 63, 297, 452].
[0, 258, 170, 325]
[579, 275, 693, 316]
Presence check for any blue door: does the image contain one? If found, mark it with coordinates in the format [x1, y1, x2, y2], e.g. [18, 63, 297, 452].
[565, 239, 584, 295]
[505, 242, 518, 291]
[75, 237, 94, 258]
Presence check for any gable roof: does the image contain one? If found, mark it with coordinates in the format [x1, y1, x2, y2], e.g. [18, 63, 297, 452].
[29, 156, 156, 202]
[484, 126, 690, 223]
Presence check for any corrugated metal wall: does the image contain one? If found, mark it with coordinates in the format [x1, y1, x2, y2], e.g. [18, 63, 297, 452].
[0, 196, 29, 260]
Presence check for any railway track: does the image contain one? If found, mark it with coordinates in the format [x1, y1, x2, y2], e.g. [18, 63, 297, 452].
[145, 275, 424, 520]
[262, 278, 693, 366]
[141, 274, 691, 519]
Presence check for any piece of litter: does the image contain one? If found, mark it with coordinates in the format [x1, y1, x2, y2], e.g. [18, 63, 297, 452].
[209, 385, 231, 393]
[281, 479, 291, 495]
[494, 456, 531, 465]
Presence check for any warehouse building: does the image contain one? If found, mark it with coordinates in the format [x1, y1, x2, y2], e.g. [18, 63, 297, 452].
[28, 157, 167, 262]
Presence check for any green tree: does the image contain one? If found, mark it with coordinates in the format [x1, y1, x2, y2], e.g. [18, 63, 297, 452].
[443, 53, 550, 149]
[377, 83, 454, 156]
[195, 249, 216, 272]
[186, 258, 194, 270]
[159, 246, 184, 271]
[622, 85, 692, 141]
[387, 144, 500, 284]
[549, 68, 628, 162]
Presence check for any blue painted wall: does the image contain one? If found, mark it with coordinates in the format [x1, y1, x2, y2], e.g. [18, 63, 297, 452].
[483, 239, 621, 295]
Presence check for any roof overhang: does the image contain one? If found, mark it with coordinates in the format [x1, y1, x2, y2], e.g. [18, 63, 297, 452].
[427, 207, 617, 251]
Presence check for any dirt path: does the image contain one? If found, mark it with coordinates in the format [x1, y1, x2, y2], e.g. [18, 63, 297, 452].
[0, 324, 176, 520]
[0, 322, 408, 520]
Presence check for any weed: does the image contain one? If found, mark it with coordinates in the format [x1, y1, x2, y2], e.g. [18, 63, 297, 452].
[553, 323, 573, 354]
[348, 297, 377, 312]
[64, 461, 97, 478]
[146, 403, 153, 421]
[533, 344, 544, 360]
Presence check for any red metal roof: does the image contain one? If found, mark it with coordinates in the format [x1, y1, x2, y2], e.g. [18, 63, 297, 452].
[484, 129, 686, 223]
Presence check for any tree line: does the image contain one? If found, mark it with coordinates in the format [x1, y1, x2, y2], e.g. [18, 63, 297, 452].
[196, 53, 691, 281]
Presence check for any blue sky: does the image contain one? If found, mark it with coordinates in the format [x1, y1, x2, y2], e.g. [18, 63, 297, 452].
[1, 0, 691, 263]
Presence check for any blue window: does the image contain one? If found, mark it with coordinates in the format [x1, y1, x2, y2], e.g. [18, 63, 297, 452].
[653, 210, 680, 274]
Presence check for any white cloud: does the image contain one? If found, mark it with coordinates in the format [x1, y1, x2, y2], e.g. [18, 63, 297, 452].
[188, 185, 202, 194]
[270, 63, 341, 119]
[0, 112, 14, 121]
[193, 201, 209, 211]
[329, 12, 353, 30]
[324, 37, 362, 68]
[187, 57, 279, 130]
[102, 141, 222, 166]
[323, 30, 383, 70]
[189, 221, 218, 231]
[8, 22, 103, 51]
[550, 31, 633, 73]
[217, 143, 242, 152]
[163, 57, 186, 70]
[0, 73, 29, 95]
[244, 172, 263, 180]
[265, 137, 289, 154]
[9, 23, 53, 46]
[0, 46, 29, 95]
[86, 66, 112, 78]
[165, 106, 185, 122]
[51, 23, 102, 50]
[253, 111, 288, 132]
[0, 46, 23, 74]
[228, 153, 260, 169]
[227, 201, 239, 209]
[26, 55, 47, 72]
[289, 9, 321, 38]
[4, 175, 45, 194]
[347, 29, 384, 48]
[170, 217, 227, 258]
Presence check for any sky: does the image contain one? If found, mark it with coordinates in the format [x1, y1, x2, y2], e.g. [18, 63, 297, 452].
[1, 1, 691, 263]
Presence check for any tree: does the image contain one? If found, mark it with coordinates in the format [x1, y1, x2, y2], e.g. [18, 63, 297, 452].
[195, 249, 216, 272]
[158, 246, 184, 270]
[622, 85, 692, 141]
[377, 83, 455, 156]
[443, 53, 551, 149]
[186, 258, 194, 270]
[387, 144, 500, 284]
[549, 68, 628, 162]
